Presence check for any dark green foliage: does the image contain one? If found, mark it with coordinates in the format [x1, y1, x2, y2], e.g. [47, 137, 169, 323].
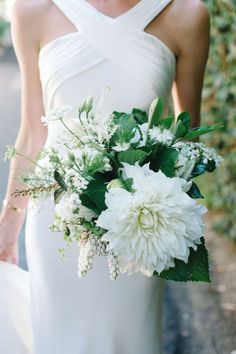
[132, 108, 148, 124]
[155, 238, 210, 282]
[84, 173, 107, 213]
[148, 97, 164, 128]
[158, 148, 178, 177]
[187, 182, 204, 199]
[54, 170, 67, 191]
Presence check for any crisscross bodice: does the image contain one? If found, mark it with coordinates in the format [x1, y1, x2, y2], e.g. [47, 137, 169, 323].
[39, 0, 176, 144]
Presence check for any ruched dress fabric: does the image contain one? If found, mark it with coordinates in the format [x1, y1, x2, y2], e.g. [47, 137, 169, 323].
[24, 1, 176, 353]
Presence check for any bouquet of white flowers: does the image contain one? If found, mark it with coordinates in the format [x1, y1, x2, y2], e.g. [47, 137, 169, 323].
[5, 96, 223, 282]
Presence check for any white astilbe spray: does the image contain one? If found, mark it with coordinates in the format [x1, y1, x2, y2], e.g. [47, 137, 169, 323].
[79, 111, 117, 149]
[78, 231, 107, 278]
[107, 250, 120, 280]
[78, 230, 120, 280]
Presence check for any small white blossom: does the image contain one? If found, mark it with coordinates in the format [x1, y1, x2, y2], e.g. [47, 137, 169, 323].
[112, 141, 131, 152]
[55, 193, 81, 222]
[4, 145, 17, 161]
[174, 141, 223, 179]
[65, 169, 89, 193]
[148, 127, 174, 146]
[41, 105, 73, 125]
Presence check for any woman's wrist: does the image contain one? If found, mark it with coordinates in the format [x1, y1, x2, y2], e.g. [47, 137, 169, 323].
[0, 199, 27, 234]
[2, 199, 27, 213]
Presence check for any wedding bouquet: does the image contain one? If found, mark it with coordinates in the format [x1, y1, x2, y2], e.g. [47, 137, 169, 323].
[5, 96, 223, 282]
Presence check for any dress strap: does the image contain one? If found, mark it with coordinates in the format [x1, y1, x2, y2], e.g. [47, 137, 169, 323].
[136, 0, 173, 30]
[47, 0, 175, 100]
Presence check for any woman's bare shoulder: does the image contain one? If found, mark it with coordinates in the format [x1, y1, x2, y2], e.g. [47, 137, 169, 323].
[168, 0, 210, 54]
[11, 0, 53, 33]
[170, 0, 210, 32]
[11, 0, 54, 50]
[12, 0, 52, 19]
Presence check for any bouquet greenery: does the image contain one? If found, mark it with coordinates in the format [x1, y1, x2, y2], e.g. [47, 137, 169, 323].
[5, 96, 223, 282]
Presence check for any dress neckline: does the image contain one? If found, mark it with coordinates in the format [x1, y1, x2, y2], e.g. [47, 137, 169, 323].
[80, 0, 145, 21]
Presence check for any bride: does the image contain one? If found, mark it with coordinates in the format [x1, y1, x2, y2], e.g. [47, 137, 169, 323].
[0, 0, 210, 353]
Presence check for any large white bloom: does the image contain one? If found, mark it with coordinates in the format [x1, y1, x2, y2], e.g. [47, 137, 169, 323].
[96, 163, 207, 276]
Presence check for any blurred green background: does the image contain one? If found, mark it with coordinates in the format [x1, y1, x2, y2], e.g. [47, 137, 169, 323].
[0, 0, 235, 240]
[201, 0, 236, 240]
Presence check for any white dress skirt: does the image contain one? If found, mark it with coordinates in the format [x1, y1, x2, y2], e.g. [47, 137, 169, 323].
[3, 0, 177, 353]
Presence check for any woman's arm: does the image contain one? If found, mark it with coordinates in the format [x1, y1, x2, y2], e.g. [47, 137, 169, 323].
[171, 1, 210, 127]
[0, 1, 47, 263]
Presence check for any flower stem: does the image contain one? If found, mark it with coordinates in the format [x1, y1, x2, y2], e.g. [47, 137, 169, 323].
[16, 152, 46, 171]
[59, 118, 83, 144]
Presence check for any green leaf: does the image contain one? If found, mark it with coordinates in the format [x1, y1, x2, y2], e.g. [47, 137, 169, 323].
[159, 116, 174, 129]
[191, 161, 216, 177]
[148, 97, 164, 128]
[54, 170, 67, 191]
[64, 227, 71, 238]
[191, 163, 207, 177]
[54, 187, 64, 203]
[112, 111, 125, 121]
[84, 174, 107, 213]
[174, 120, 188, 138]
[187, 182, 204, 199]
[184, 125, 224, 140]
[206, 160, 216, 172]
[158, 147, 178, 177]
[177, 112, 191, 129]
[154, 237, 210, 282]
[123, 178, 134, 192]
[80, 193, 100, 215]
[111, 114, 138, 145]
[117, 149, 149, 165]
[132, 108, 148, 125]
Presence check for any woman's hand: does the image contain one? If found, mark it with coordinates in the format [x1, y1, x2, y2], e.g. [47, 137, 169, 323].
[0, 222, 19, 265]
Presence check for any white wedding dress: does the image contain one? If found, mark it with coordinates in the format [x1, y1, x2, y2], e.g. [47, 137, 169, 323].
[1, 0, 176, 353]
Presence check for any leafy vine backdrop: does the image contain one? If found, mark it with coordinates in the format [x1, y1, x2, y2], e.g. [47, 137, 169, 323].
[202, 0, 236, 240]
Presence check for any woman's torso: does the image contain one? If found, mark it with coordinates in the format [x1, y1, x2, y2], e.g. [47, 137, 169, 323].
[37, 0, 176, 147]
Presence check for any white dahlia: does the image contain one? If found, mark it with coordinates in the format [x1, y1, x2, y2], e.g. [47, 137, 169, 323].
[96, 163, 207, 276]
